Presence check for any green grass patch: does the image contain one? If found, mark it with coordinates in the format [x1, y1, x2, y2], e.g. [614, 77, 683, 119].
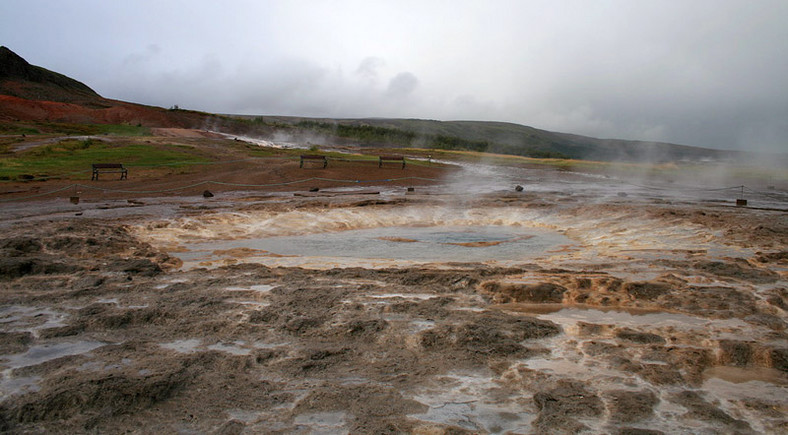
[0, 139, 210, 180]
[0, 123, 40, 135]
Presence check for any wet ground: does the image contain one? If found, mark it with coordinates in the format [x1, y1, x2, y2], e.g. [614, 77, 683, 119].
[0, 162, 786, 434]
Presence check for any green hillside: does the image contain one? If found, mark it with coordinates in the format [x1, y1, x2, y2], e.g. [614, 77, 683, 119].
[250, 116, 753, 163]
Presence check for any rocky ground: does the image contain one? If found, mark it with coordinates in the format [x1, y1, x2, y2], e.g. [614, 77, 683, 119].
[0, 164, 786, 434]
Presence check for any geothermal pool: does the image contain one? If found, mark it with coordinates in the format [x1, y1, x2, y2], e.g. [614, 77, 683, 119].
[177, 225, 575, 266]
[142, 201, 735, 270]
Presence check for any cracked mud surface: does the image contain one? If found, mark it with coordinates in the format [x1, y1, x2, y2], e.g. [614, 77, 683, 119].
[1, 180, 786, 433]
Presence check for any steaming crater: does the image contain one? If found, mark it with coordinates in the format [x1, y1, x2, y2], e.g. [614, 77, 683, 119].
[178, 225, 572, 267]
[135, 204, 729, 269]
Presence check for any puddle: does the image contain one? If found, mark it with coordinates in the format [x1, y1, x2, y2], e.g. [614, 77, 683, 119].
[0, 338, 108, 402]
[454, 306, 487, 312]
[252, 341, 289, 350]
[704, 366, 788, 385]
[224, 285, 274, 307]
[536, 307, 710, 329]
[160, 338, 202, 354]
[226, 284, 275, 293]
[702, 375, 788, 433]
[522, 355, 625, 379]
[703, 375, 788, 402]
[0, 305, 69, 337]
[368, 293, 437, 300]
[154, 278, 188, 289]
[207, 341, 252, 356]
[293, 411, 349, 434]
[409, 371, 535, 433]
[501, 304, 751, 335]
[229, 300, 271, 307]
[0, 341, 106, 369]
[409, 320, 436, 332]
[226, 409, 265, 424]
[0, 373, 41, 400]
[161, 339, 283, 355]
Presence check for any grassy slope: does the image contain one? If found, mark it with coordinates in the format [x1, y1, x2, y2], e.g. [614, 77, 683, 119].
[0, 136, 212, 180]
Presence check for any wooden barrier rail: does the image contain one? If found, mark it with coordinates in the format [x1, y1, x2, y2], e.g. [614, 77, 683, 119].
[299, 155, 327, 168]
[91, 163, 127, 180]
[379, 155, 405, 169]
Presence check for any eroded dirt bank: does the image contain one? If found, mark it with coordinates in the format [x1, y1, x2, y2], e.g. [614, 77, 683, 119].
[1, 192, 786, 434]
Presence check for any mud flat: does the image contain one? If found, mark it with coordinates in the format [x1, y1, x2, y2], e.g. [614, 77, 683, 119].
[1, 169, 786, 434]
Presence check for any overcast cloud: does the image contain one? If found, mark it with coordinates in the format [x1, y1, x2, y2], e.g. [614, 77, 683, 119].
[1, 0, 787, 152]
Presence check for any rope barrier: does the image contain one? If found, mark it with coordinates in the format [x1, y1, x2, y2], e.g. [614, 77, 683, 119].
[0, 160, 784, 205]
[120, 155, 407, 168]
[122, 156, 294, 168]
[0, 184, 78, 202]
[615, 180, 745, 193]
[743, 186, 788, 202]
[612, 181, 787, 204]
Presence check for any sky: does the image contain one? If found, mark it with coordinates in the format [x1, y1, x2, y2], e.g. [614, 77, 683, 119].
[1, 0, 787, 152]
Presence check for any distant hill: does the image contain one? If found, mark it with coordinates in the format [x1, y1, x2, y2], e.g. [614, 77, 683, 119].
[0, 46, 107, 107]
[256, 116, 748, 162]
[0, 46, 774, 163]
[357, 118, 742, 162]
[0, 46, 202, 127]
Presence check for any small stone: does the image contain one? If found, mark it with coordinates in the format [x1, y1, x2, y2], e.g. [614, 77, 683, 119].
[515, 185, 524, 192]
[203, 190, 214, 198]
[309, 187, 320, 192]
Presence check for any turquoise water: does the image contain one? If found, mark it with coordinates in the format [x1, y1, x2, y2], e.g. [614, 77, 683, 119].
[181, 225, 574, 263]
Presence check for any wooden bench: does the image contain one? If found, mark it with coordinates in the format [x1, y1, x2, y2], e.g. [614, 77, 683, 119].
[300, 155, 327, 168]
[91, 163, 127, 180]
[379, 155, 405, 169]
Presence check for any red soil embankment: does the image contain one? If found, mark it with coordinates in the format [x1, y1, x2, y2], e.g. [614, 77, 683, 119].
[0, 95, 198, 127]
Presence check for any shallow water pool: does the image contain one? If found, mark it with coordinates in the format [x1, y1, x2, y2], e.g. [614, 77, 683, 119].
[178, 225, 574, 265]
